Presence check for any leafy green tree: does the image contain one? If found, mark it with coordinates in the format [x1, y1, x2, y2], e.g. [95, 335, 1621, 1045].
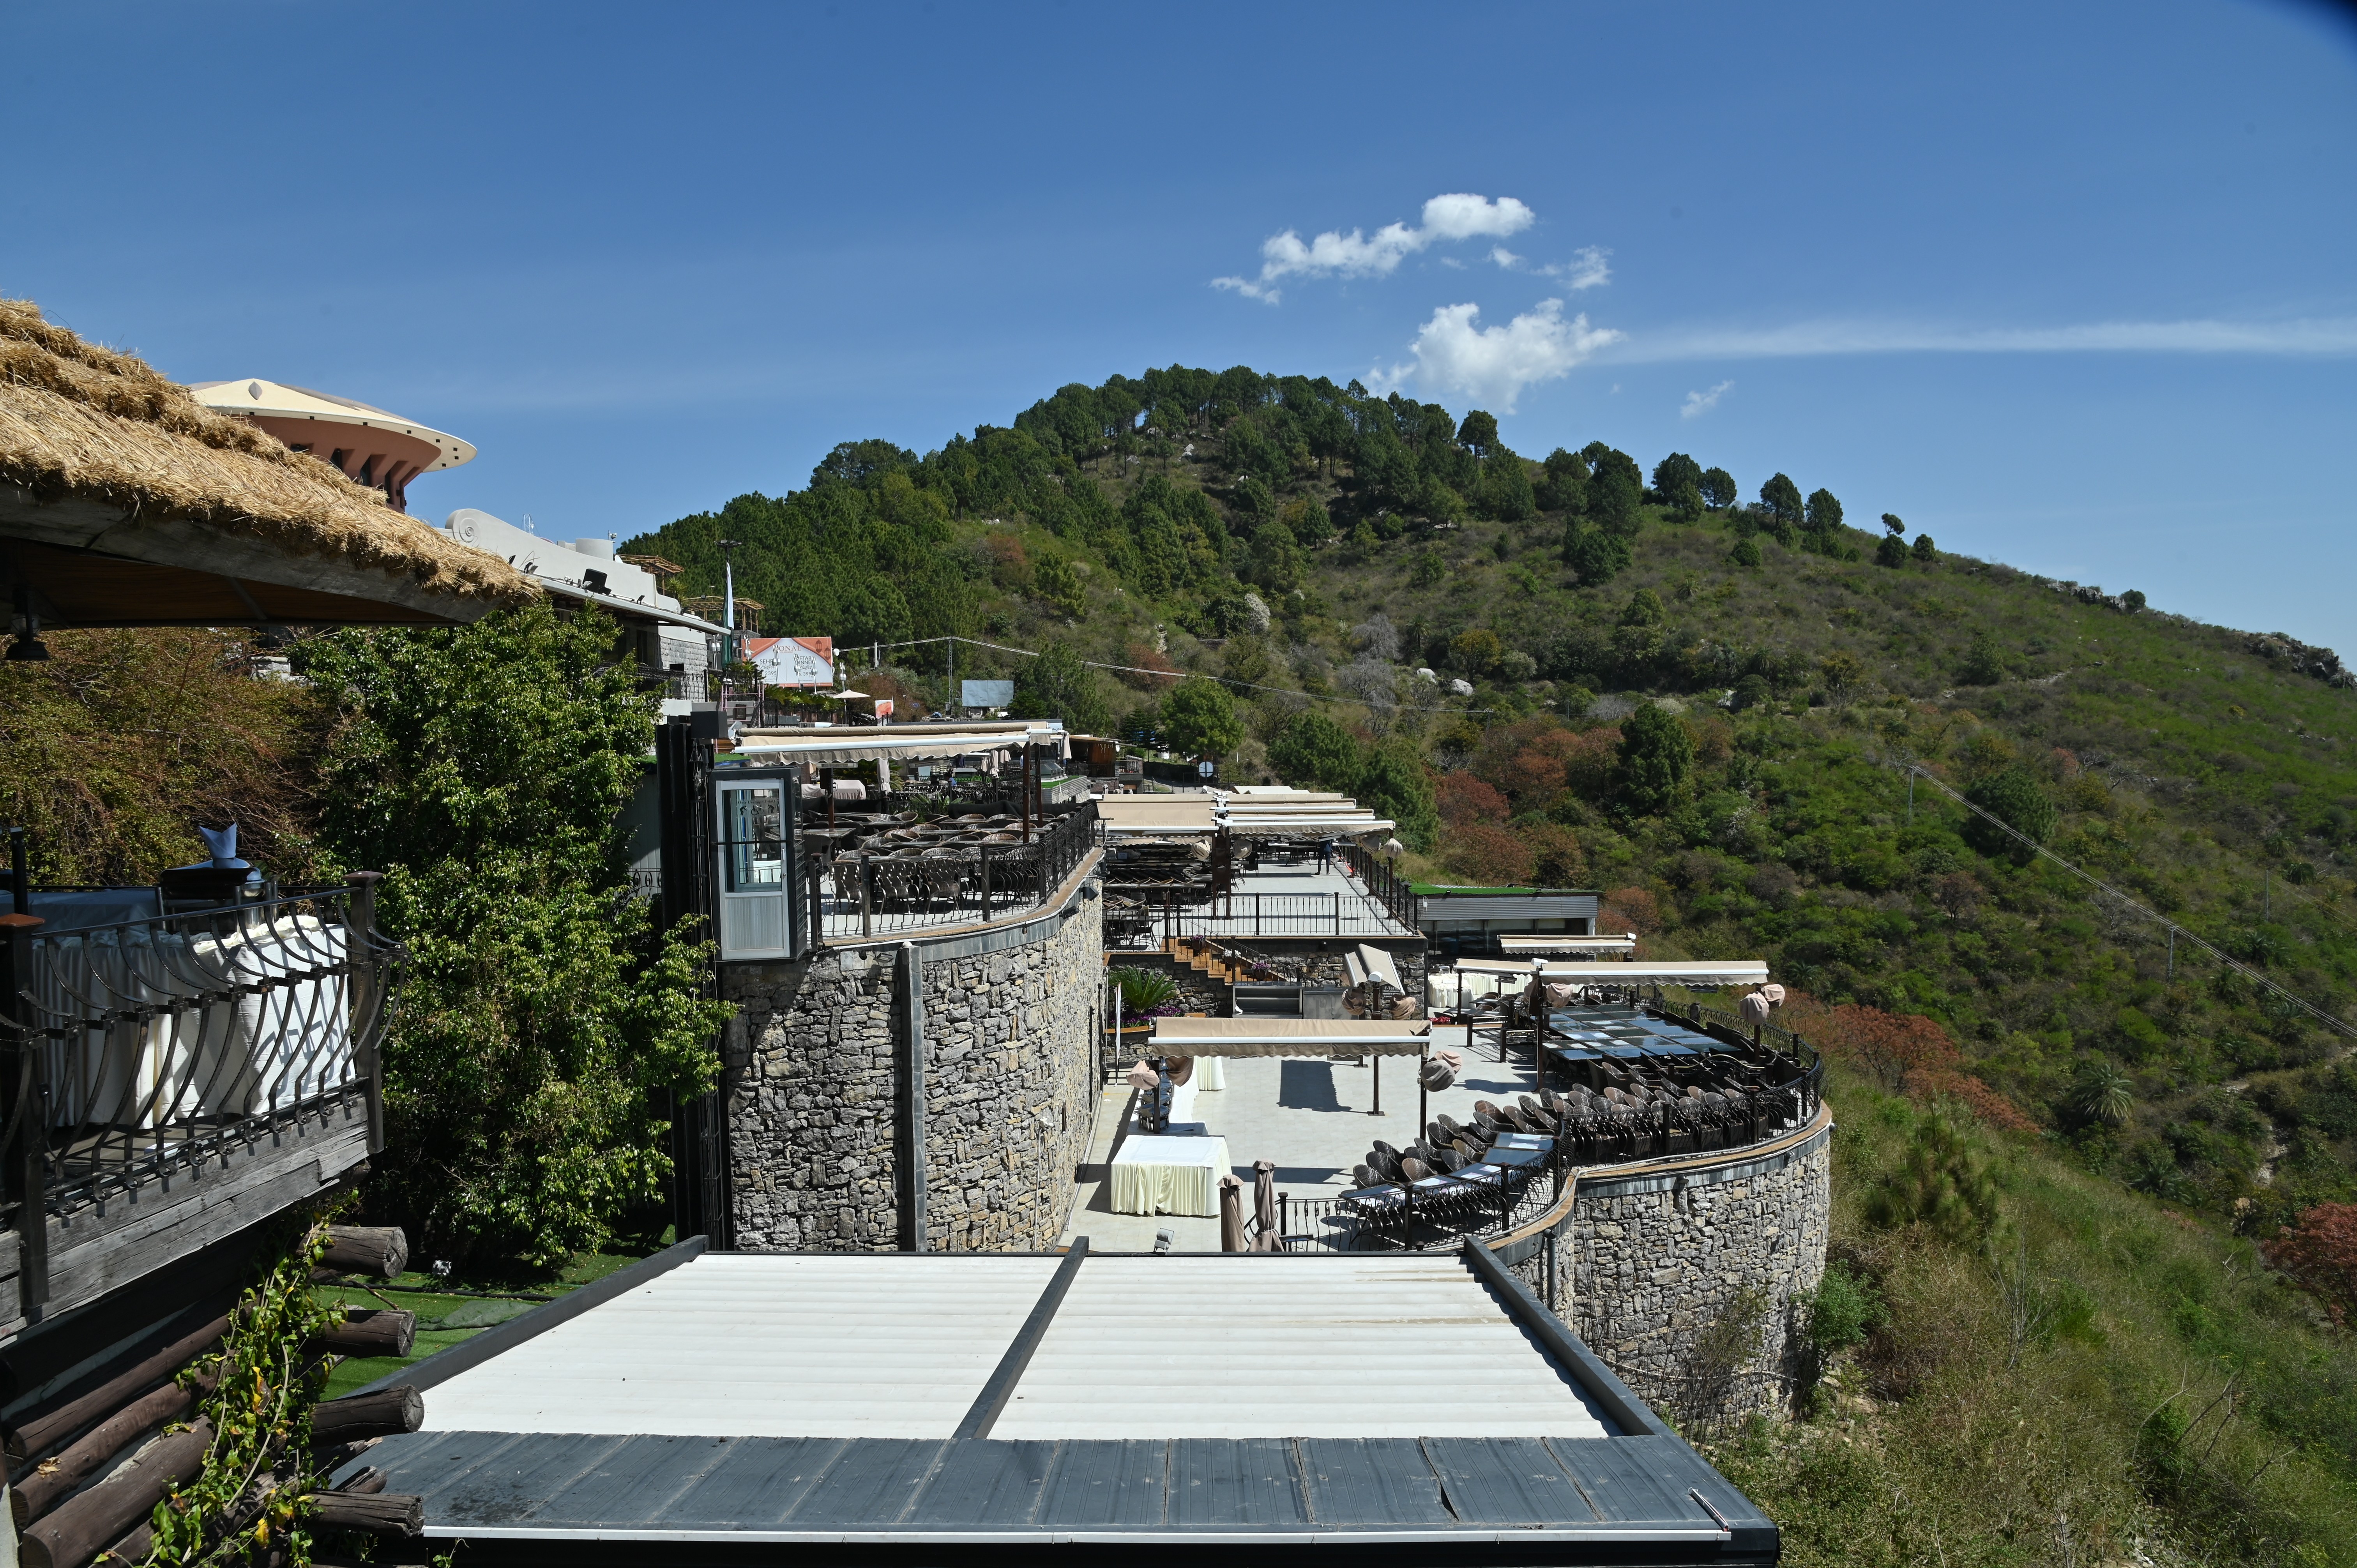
[1699, 466, 1737, 510]
[1911, 532, 1938, 563]
[1621, 587, 1667, 627]
[1563, 523, 1631, 585]
[2071, 1059, 2136, 1126]
[1012, 640, 1113, 733]
[1410, 546, 1447, 586]
[1161, 675, 1244, 759]
[297, 603, 733, 1266]
[1652, 452, 1704, 500]
[1587, 456, 1645, 538]
[1536, 448, 1589, 513]
[1450, 627, 1504, 675]
[1355, 738, 1439, 850]
[1668, 480, 1705, 524]
[1034, 555, 1086, 618]
[1456, 409, 1500, 456]
[1477, 453, 1536, 522]
[1881, 512, 1905, 537]
[1727, 536, 1762, 569]
[1615, 701, 1694, 815]
[2121, 588, 2147, 613]
[1964, 766, 2058, 861]
[1804, 487, 1844, 535]
[1959, 630, 2006, 686]
[1760, 472, 1804, 529]
[1267, 710, 1365, 792]
[1876, 534, 1909, 569]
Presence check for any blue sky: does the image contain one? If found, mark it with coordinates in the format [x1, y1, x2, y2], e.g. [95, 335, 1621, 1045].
[9, 2, 2355, 646]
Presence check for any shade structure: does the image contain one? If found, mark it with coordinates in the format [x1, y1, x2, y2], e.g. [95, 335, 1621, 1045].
[1451, 957, 1771, 985]
[1496, 934, 1639, 955]
[1148, 1017, 1433, 1056]
[733, 724, 1060, 768]
[1094, 790, 1397, 838]
[1, 298, 533, 627]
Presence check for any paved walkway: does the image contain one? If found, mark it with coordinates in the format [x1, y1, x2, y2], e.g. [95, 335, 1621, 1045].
[1059, 1036, 1542, 1253]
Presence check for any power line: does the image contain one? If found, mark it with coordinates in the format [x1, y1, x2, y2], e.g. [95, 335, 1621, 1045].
[1868, 748, 2357, 1045]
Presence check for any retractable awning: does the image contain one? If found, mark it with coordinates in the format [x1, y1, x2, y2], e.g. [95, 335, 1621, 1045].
[1451, 957, 1772, 985]
[1495, 934, 1640, 955]
[1147, 1017, 1433, 1056]
[733, 725, 1060, 768]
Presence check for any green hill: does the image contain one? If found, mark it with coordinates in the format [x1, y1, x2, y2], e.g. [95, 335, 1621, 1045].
[627, 367, 2357, 1561]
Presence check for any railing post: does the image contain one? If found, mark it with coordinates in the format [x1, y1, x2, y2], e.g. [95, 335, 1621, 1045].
[1332, 892, 1341, 936]
[2, 909, 49, 1315]
[860, 855, 874, 937]
[342, 872, 385, 1156]
[977, 846, 991, 914]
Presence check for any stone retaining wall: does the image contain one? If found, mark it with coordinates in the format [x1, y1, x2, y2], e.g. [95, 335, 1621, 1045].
[719, 882, 1103, 1254]
[1500, 1119, 1831, 1425]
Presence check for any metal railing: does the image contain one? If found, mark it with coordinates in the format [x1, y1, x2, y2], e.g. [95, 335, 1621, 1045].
[1161, 891, 1410, 940]
[1268, 994, 1824, 1255]
[807, 804, 1097, 939]
[1339, 842, 1417, 931]
[1, 878, 399, 1308]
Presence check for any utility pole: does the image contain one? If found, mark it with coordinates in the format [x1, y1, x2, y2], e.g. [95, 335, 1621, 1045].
[716, 539, 741, 667]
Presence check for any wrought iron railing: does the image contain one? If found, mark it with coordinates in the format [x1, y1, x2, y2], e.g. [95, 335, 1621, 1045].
[1339, 842, 1417, 931]
[806, 804, 1097, 939]
[1, 877, 399, 1308]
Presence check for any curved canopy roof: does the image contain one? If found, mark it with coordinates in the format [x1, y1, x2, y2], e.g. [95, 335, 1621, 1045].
[187, 378, 475, 471]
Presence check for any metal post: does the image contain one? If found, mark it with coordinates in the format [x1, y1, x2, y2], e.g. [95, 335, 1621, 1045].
[860, 855, 874, 936]
[1372, 1054, 1381, 1117]
[900, 941, 926, 1251]
[3, 909, 49, 1314]
[1333, 892, 1341, 936]
[978, 845, 991, 913]
[343, 871, 385, 1155]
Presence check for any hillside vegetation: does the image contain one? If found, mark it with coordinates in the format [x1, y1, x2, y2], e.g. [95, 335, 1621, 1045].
[629, 364, 2357, 1561]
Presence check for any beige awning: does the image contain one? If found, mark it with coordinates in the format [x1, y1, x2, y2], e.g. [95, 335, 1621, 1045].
[733, 725, 1057, 767]
[1147, 1017, 1433, 1056]
[1450, 958, 1770, 984]
[1095, 796, 1219, 833]
[1495, 935, 1639, 955]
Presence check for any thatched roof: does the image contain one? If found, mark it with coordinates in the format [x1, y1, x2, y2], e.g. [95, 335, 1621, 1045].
[0, 299, 533, 623]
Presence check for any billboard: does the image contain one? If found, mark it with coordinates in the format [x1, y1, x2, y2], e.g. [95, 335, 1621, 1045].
[747, 636, 835, 687]
[961, 679, 1015, 709]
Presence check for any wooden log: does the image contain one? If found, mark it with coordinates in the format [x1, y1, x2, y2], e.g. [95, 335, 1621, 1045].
[308, 1309, 415, 1359]
[310, 1490, 424, 1536]
[94, 1518, 152, 1565]
[11, 1370, 214, 1526]
[317, 1225, 406, 1280]
[336, 1465, 389, 1495]
[4, 1314, 229, 1461]
[19, 1419, 211, 1568]
[310, 1386, 422, 1445]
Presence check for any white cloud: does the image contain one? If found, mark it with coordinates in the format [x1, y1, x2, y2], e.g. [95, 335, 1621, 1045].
[1613, 316, 2357, 362]
[1489, 246, 1523, 269]
[1490, 243, 1609, 288]
[1211, 193, 1534, 304]
[1372, 298, 1624, 412]
[1680, 380, 1734, 419]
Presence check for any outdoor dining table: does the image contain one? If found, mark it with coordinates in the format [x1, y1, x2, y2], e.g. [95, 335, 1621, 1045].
[1108, 1133, 1231, 1217]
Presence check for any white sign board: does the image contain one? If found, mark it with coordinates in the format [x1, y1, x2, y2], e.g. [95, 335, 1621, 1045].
[961, 679, 1015, 709]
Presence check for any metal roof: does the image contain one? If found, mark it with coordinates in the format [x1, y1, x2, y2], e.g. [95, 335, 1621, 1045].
[347, 1240, 1779, 1564]
[1146, 1018, 1433, 1056]
[991, 1254, 1610, 1440]
[1452, 958, 1772, 985]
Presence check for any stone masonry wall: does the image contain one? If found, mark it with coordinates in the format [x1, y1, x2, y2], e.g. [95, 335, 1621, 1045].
[721, 885, 1102, 1254]
[1567, 1125, 1831, 1421]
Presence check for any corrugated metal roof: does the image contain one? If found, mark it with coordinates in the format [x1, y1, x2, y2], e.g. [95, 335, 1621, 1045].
[990, 1255, 1611, 1441]
[421, 1254, 1063, 1438]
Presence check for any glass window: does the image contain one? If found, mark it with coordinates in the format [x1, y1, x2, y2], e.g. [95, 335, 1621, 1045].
[724, 786, 784, 890]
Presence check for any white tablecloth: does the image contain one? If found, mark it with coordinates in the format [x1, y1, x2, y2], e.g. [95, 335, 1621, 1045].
[1109, 1134, 1231, 1217]
[1195, 1057, 1226, 1091]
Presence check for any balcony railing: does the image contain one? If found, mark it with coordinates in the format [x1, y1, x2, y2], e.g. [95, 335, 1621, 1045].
[2, 878, 399, 1315]
[1339, 842, 1417, 931]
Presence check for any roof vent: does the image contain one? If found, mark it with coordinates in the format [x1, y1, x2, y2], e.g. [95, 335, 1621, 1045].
[247, 381, 262, 400]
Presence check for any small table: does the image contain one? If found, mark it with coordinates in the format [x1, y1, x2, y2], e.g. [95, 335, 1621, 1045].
[1109, 1134, 1231, 1217]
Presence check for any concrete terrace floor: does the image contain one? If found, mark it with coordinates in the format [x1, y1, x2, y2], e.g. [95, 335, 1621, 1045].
[1058, 1033, 1545, 1254]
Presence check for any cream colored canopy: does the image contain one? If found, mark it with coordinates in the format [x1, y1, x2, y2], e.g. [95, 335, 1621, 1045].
[1146, 1017, 1434, 1057]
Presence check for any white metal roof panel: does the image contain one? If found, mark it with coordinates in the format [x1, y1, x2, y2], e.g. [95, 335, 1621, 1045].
[992, 1254, 1611, 1440]
[417, 1253, 1060, 1439]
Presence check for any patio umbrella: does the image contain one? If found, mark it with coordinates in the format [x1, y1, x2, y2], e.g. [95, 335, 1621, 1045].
[1252, 1160, 1277, 1246]
[1218, 1174, 1246, 1252]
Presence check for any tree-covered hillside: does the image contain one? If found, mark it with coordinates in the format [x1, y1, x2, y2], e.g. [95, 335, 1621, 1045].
[625, 365, 2357, 1243]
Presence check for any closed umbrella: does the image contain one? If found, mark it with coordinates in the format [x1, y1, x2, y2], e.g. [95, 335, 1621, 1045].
[1219, 1174, 1246, 1252]
[1252, 1160, 1279, 1250]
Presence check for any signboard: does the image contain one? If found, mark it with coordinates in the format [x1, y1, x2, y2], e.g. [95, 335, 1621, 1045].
[961, 679, 1015, 709]
[746, 636, 835, 688]
[872, 699, 894, 721]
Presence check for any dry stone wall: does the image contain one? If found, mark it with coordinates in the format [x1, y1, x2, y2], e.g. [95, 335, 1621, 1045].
[720, 882, 1102, 1254]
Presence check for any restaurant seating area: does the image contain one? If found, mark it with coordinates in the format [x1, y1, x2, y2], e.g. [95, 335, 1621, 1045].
[798, 800, 1095, 934]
